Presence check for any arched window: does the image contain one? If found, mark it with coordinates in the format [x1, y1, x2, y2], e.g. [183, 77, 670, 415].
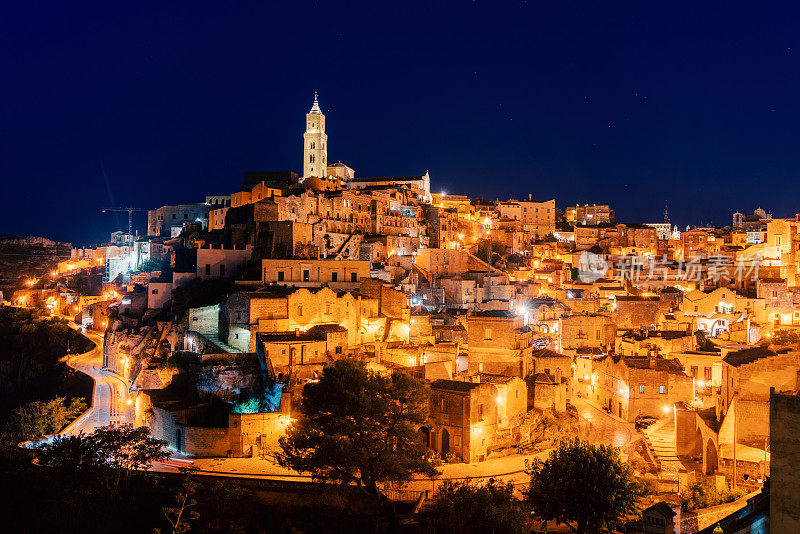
[310, 142, 315, 149]
[310, 154, 315, 163]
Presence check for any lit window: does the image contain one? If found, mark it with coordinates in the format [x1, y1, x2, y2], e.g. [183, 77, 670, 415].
[659, 385, 665, 394]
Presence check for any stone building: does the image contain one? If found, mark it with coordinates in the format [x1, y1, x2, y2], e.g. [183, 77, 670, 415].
[261, 258, 370, 287]
[717, 347, 800, 443]
[302, 93, 327, 180]
[255, 325, 348, 384]
[466, 310, 533, 376]
[426, 375, 526, 463]
[147, 203, 212, 237]
[586, 355, 692, 421]
[558, 313, 616, 352]
[770, 390, 800, 534]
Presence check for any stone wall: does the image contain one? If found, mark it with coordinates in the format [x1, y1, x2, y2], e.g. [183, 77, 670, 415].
[770, 392, 800, 534]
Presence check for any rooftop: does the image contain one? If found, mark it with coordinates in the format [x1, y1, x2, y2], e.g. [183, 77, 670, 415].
[430, 379, 481, 393]
[722, 346, 777, 367]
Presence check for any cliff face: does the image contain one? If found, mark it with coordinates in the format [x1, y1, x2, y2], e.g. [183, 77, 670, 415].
[0, 240, 71, 297]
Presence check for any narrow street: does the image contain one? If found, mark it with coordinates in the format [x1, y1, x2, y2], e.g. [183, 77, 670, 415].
[571, 397, 638, 450]
[60, 325, 133, 436]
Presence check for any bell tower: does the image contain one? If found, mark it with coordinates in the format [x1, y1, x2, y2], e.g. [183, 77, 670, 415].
[302, 92, 328, 181]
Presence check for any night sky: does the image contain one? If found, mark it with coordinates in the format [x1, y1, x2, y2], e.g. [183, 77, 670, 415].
[3, 1, 800, 245]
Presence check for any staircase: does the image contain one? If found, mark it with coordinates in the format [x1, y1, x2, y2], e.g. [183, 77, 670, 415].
[331, 233, 356, 259]
[643, 419, 683, 480]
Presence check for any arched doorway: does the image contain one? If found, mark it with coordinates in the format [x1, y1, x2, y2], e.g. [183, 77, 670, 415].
[705, 439, 718, 474]
[693, 429, 703, 460]
[441, 428, 450, 455]
[419, 427, 430, 448]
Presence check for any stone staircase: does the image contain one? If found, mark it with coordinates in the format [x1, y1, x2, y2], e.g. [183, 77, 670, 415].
[643, 419, 684, 480]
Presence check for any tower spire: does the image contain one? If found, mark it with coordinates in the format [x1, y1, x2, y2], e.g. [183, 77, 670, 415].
[309, 91, 321, 114]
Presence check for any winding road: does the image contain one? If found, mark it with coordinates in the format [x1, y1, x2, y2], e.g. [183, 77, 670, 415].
[59, 325, 134, 436]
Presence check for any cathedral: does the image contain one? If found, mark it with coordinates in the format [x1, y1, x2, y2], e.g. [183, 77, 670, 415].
[299, 93, 431, 201]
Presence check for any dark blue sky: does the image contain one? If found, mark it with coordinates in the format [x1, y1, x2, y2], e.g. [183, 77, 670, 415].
[2, 1, 800, 245]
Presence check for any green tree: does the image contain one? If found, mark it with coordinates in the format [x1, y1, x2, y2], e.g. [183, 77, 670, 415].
[5, 396, 87, 442]
[419, 480, 531, 534]
[526, 438, 643, 534]
[275, 359, 437, 521]
[771, 329, 800, 346]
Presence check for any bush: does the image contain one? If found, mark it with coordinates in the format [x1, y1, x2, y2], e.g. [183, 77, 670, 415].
[419, 480, 531, 534]
[679, 482, 746, 511]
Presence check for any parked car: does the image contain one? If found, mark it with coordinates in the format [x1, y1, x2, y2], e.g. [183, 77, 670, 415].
[635, 415, 657, 430]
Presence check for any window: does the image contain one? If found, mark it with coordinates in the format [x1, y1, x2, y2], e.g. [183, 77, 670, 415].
[596, 329, 601, 340]
[351, 272, 357, 282]
[297, 305, 303, 316]
[234, 333, 239, 339]
[310, 142, 315, 149]
[639, 385, 645, 394]
[478, 404, 484, 419]
[236, 311, 241, 320]
[691, 366, 698, 377]
[205, 264, 211, 276]
[219, 264, 225, 277]
[278, 271, 285, 282]
[331, 271, 338, 282]
[335, 346, 343, 354]
[776, 235, 782, 246]
[704, 367, 712, 380]
[303, 269, 310, 282]
[659, 385, 665, 394]
[484, 327, 493, 340]
[152, 289, 158, 295]
[440, 399, 446, 413]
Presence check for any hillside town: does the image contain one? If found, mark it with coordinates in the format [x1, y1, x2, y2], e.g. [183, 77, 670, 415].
[10, 94, 800, 532]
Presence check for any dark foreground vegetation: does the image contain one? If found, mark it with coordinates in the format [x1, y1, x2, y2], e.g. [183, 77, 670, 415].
[0, 307, 93, 422]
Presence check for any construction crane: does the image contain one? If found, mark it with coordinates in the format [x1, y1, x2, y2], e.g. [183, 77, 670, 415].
[102, 207, 147, 236]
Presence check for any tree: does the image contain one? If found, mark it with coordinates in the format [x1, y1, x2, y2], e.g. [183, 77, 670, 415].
[418, 480, 531, 534]
[526, 438, 643, 534]
[38, 432, 103, 471]
[275, 359, 437, 520]
[158, 474, 200, 534]
[6, 396, 87, 442]
[39, 424, 169, 486]
[92, 424, 170, 478]
[770, 329, 800, 346]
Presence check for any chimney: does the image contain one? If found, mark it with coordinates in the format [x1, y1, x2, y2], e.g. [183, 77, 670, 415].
[528, 194, 532, 201]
